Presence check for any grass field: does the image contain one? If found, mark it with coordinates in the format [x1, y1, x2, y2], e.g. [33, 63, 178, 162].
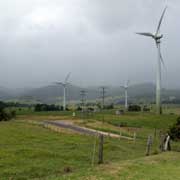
[0, 109, 180, 179]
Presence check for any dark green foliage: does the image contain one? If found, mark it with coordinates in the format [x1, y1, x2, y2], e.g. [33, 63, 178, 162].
[0, 101, 6, 109]
[143, 105, 150, 112]
[34, 104, 61, 112]
[76, 106, 82, 111]
[96, 103, 102, 109]
[65, 106, 70, 111]
[87, 107, 94, 112]
[5, 102, 33, 108]
[0, 101, 16, 121]
[128, 105, 141, 112]
[0, 110, 16, 121]
[169, 117, 180, 141]
[104, 104, 114, 110]
[118, 122, 128, 127]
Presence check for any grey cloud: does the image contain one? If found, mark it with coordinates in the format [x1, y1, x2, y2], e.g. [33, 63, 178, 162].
[0, 0, 180, 89]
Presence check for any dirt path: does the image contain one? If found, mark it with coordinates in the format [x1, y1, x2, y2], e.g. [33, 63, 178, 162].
[44, 120, 134, 140]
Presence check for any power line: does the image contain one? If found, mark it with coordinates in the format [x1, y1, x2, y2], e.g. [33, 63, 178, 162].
[80, 90, 87, 108]
[99, 86, 107, 109]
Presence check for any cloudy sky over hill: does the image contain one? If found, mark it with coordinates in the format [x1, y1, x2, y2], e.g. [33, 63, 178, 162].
[0, 0, 180, 88]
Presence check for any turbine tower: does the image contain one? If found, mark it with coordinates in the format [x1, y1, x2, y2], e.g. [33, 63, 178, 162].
[56, 72, 71, 111]
[136, 7, 167, 114]
[120, 80, 130, 110]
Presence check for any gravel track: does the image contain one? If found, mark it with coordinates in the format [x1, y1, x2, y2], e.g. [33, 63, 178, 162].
[44, 121, 134, 140]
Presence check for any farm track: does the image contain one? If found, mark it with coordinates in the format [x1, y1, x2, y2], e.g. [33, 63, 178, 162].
[44, 120, 134, 140]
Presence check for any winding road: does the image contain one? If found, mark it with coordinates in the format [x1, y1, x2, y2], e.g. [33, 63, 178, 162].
[44, 120, 134, 140]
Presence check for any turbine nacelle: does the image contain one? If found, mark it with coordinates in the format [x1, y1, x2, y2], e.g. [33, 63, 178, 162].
[55, 82, 66, 87]
[120, 80, 130, 90]
[136, 32, 163, 42]
[136, 6, 166, 43]
[154, 34, 163, 43]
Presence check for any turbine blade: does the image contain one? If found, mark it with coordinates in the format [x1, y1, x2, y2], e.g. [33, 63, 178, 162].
[136, 32, 154, 38]
[156, 7, 167, 35]
[158, 44, 165, 68]
[55, 82, 64, 86]
[65, 72, 71, 83]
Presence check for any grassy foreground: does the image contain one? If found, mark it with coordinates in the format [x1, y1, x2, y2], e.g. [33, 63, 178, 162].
[0, 121, 146, 179]
[0, 110, 180, 179]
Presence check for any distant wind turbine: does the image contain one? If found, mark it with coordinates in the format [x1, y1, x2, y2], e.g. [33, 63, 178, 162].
[136, 7, 167, 114]
[55, 73, 71, 111]
[120, 80, 130, 110]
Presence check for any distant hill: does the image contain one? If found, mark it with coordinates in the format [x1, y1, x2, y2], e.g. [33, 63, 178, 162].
[0, 87, 13, 100]
[18, 84, 99, 104]
[1, 83, 180, 104]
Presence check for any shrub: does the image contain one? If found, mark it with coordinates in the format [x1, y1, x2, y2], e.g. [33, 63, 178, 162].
[34, 104, 61, 112]
[169, 117, 180, 141]
[76, 106, 82, 111]
[0, 101, 16, 121]
[104, 104, 114, 110]
[128, 105, 141, 112]
[0, 109, 16, 121]
[119, 122, 128, 127]
[143, 105, 150, 112]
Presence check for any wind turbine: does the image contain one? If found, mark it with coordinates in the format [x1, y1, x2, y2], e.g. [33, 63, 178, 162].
[55, 72, 71, 111]
[120, 80, 130, 110]
[136, 7, 167, 114]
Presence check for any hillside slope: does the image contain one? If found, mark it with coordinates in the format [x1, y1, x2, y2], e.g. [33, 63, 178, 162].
[2, 83, 180, 104]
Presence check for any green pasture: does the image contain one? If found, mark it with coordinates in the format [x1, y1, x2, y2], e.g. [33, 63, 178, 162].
[0, 106, 180, 179]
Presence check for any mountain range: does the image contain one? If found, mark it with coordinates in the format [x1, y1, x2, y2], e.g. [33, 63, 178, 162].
[1, 83, 180, 104]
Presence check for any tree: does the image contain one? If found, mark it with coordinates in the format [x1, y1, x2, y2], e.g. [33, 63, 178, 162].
[0, 101, 16, 121]
[34, 104, 61, 112]
[169, 117, 180, 141]
[128, 105, 141, 112]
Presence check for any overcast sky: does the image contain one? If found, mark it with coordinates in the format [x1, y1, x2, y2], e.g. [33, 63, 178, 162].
[0, 0, 180, 89]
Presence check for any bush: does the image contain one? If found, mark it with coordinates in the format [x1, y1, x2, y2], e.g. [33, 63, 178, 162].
[128, 105, 141, 112]
[119, 122, 127, 127]
[143, 105, 150, 112]
[169, 117, 180, 141]
[87, 107, 94, 112]
[104, 104, 114, 110]
[76, 106, 82, 111]
[0, 108, 16, 121]
[34, 104, 61, 112]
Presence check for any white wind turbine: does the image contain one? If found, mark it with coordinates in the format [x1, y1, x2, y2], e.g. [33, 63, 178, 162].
[55, 73, 71, 111]
[136, 7, 167, 114]
[120, 80, 130, 110]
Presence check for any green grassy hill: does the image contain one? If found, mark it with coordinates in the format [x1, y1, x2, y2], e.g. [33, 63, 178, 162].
[0, 110, 180, 179]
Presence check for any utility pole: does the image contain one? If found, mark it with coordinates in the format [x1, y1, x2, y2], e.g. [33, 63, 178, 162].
[100, 86, 107, 109]
[100, 87, 107, 124]
[80, 90, 87, 107]
[98, 134, 104, 164]
[80, 90, 87, 113]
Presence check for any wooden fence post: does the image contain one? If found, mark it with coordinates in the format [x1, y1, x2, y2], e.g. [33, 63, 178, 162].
[154, 128, 157, 138]
[134, 132, 136, 142]
[98, 134, 104, 164]
[92, 134, 97, 167]
[146, 135, 152, 156]
[164, 134, 171, 151]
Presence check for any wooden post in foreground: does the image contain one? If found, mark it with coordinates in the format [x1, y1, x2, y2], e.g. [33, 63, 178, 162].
[98, 134, 104, 164]
[164, 134, 171, 151]
[146, 135, 152, 156]
[134, 132, 136, 142]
